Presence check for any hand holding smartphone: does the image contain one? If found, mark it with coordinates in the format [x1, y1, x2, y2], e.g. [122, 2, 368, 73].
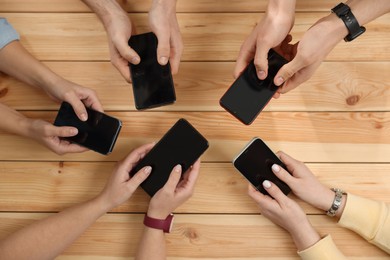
[233, 137, 291, 196]
[220, 49, 288, 125]
[129, 118, 209, 196]
[128, 32, 176, 110]
[54, 102, 122, 155]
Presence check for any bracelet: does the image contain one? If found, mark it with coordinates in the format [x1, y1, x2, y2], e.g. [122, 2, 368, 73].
[326, 188, 346, 217]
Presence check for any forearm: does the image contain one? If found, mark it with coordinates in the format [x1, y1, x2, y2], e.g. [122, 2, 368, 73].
[0, 41, 61, 91]
[346, 0, 390, 25]
[135, 226, 166, 260]
[0, 196, 108, 260]
[0, 102, 32, 137]
[81, 0, 127, 28]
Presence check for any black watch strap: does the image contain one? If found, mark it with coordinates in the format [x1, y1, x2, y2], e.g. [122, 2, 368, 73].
[331, 3, 365, 42]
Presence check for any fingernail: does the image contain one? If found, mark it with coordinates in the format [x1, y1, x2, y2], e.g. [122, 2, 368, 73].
[258, 70, 266, 79]
[144, 166, 152, 174]
[159, 56, 168, 65]
[174, 164, 182, 173]
[131, 57, 140, 64]
[275, 76, 284, 86]
[80, 113, 88, 121]
[272, 164, 280, 173]
[263, 180, 272, 189]
[70, 128, 78, 135]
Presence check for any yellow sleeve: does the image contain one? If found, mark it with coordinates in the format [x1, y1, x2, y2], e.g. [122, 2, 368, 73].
[338, 193, 390, 254]
[298, 235, 347, 260]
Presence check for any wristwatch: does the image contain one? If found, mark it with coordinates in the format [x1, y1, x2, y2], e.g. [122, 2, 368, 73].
[143, 213, 174, 233]
[331, 3, 365, 42]
[326, 188, 346, 217]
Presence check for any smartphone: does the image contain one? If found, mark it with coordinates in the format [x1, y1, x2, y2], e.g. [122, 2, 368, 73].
[233, 137, 291, 196]
[220, 49, 288, 125]
[54, 102, 122, 155]
[128, 32, 176, 110]
[130, 118, 209, 196]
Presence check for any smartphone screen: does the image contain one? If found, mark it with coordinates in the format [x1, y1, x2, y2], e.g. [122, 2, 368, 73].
[130, 118, 209, 196]
[128, 32, 176, 110]
[54, 102, 122, 155]
[220, 49, 287, 125]
[233, 137, 291, 196]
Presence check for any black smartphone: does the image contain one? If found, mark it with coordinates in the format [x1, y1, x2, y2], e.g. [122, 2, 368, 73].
[129, 118, 209, 196]
[128, 32, 176, 110]
[220, 49, 288, 125]
[233, 137, 291, 196]
[54, 102, 122, 155]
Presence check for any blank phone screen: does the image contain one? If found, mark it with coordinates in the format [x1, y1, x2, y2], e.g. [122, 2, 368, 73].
[233, 138, 291, 195]
[54, 102, 122, 155]
[220, 49, 287, 125]
[128, 32, 176, 110]
[130, 118, 209, 196]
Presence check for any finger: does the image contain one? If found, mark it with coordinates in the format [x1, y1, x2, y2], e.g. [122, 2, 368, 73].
[271, 163, 295, 186]
[46, 125, 78, 138]
[272, 91, 281, 99]
[169, 35, 183, 74]
[121, 143, 155, 172]
[56, 141, 88, 154]
[262, 180, 287, 203]
[274, 57, 305, 87]
[247, 184, 273, 204]
[155, 32, 170, 66]
[254, 43, 271, 80]
[234, 39, 256, 79]
[64, 94, 88, 121]
[163, 164, 182, 192]
[115, 39, 140, 65]
[79, 90, 104, 113]
[128, 165, 152, 188]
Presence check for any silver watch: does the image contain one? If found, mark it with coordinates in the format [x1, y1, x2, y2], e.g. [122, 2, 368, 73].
[326, 188, 346, 217]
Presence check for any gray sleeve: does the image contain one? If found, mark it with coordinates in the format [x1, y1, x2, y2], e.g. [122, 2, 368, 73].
[0, 17, 20, 50]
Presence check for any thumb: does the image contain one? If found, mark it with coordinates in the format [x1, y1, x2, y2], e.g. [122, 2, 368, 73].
[155, 32, 170, 66]
[271, 164, 294, 186]
[46, 124, 78, 138]
[254, 43, 271, 80]
[162, 164, 182, 192]
[274, 57, 304, 87]
[65, 97, 88, 122]
[262, 180, 286, 202]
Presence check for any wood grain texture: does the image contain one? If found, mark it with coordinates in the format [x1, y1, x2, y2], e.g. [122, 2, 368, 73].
[1, 162, 389, 214]
[0, 111, 389, 162]
[2, 13, 389, 61]
[0, 0, 342, 13]
[0, 61, 389, 112]
[0, 213, 387, 259]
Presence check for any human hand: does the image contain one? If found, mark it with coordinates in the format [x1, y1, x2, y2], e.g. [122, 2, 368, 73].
[43, 78, 103, 121]
[248, 181, 320, 251]
[149, 0, 183, 74]
[234, 0, 295, 81]
[98, 143, 155, 212]
[271, 151, 335, 212]
[147, 159, 201, 219]
[26, 118, 87, 155]
[274, 14, 348, 94]
[104, 9, 139, 82]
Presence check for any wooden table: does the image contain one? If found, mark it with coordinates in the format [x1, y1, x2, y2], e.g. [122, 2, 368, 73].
[0, 0, 389, 259]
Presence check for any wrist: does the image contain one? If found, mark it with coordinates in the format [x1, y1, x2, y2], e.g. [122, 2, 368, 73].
[316, 13, 349, 44]
[290, 221, 321, 251]
[267, 0, 296, 15]
[93, 193, 114, 214]
[147, 207, 171, 219]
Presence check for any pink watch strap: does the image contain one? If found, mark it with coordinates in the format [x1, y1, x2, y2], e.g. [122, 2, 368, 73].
[143, 213, 174, 233]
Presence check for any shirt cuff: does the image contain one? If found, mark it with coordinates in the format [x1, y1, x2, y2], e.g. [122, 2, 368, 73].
[298, 235, 347, 260]
[0, 18, 20, 50]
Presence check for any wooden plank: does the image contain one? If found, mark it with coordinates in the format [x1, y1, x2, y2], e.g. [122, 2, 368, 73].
[1, 162, 389, 214]
[0, 213, 387, 259]
[0, 112, 389, 162]
[0, 0, 342, 13]
[2, 13, 389, 61]
[0, 111, 389, 162]
[1, 61, 389, 112]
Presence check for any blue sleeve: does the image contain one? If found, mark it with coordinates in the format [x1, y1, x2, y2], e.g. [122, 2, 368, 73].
[0, 17, 20, 50]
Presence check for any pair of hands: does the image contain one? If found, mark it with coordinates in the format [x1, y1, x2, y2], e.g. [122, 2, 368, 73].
[28, 79, 103, 155]
[248, 151, 336, 250]
[105, 0, 182, 82]
[98, 143, 199, 217]
[235, 1, 346, 97]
